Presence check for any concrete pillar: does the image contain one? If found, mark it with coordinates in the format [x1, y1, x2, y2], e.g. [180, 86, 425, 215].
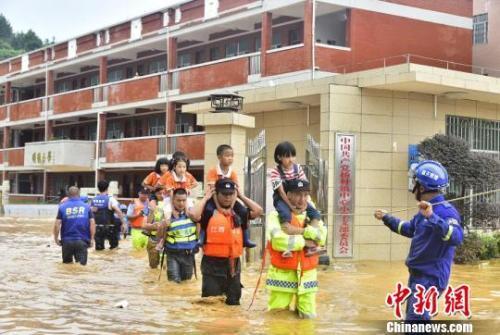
[303, 0, 314, 70]
[260, 12, 272, 76]
[99, 56, 108, 84]
[4, 81, 11, 104]
[197, 112, 255, 193]
[46, 70, 54, 96]
[167, 37, 177, 88]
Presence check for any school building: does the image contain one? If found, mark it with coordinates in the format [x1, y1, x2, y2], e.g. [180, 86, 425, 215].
[1, 0, 498, 259]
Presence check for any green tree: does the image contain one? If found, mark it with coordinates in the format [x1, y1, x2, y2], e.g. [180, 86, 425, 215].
[418, 134, 500, 229]
[0, 14, 14, 41]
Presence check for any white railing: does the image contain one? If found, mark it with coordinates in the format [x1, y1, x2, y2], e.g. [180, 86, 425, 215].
[171, 71, 179, 90]
[249, 54, 261, 75]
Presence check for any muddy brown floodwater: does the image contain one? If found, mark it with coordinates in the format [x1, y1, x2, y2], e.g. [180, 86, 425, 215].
[0, 218, 499, 334]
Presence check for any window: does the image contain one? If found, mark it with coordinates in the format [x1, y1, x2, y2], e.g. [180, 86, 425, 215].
[238, 38, 250, 55]
[55, 81, 70, 93]
[178, 53, 192, 67]
[148, 114, 166, 136]
[288, 29, 300, 45]
[195, 50, 204, 64]
[209, 47, 220, 61]
[272, 31, 281, 49]
[148, 59, 166, 74]
[108, 68, 124, 82]
[225, 41, 237, 57]
[473, 14, 488, 45]
[106, 120, 124, 139]
[446, 115, 500, 154]
[255, 36, 261, 51]
[90, 74, 99, 86]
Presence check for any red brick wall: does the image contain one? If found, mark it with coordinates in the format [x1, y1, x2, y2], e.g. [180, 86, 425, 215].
[315, 45, 352, 73]
[106, 138, 158, 162]
[54, 43, 68, 60]
[265, 46, 308, 76]
[108, 76, 160, 105]
[29, 51, 44, 68]
[7, 148, 24, 166]
[219, 0, 255, 11]
[382, 0, 472, 17]
[53, 89, 93, 114]
[0, 106, 7, 121]
[10, 58, 21, 72]
[10, 100, 41, 121]
[174, 134, 204, 160]
[0, 62, 8, 75]
[349, 10, 472, 67]
[142, 13, 163, 34]
[179, 0, 204, 24]
[109, 22, 130, 44]
[77, 34, 97, 54]
[179, 57, 248, 93]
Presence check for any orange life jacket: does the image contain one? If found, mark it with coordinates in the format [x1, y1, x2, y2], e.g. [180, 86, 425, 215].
[129, 198, 146, 229]
[268, 214, 319, 271]
[203, 210, 243, 259]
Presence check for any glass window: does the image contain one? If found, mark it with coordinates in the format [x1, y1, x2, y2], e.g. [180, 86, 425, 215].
[238, 38, 250, 55]
[225, 41, 237, 57]
[209, 47, 220, 61]
[55, 81, 70, 93]
[195, 50, 204, 64]
[255, 36, 261, 51]
[288, 29, 300, 45]
[473, 14, 488, 45]
[108, 68, 124, 82]
[90, 73, 99, 86]
[272, 31, 281, 48]
[148, 59, 167, 74]
[147, 114, 166, 136]
[106, 120, 124, 139]
[178, 53, 192, 67]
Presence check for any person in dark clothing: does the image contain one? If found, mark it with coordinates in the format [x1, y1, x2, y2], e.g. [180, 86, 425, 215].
[53, 186, 95, 265]
[191, 179, 262, 305]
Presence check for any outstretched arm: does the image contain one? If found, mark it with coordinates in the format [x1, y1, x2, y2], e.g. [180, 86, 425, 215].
[375, 209, 416, 238]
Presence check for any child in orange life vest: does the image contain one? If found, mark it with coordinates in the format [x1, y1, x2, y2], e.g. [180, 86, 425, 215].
[202, 144, 256, 248]
[271, 141, 322, 256]
[155, 155, 198, 250]
[142, 157, 171, 209]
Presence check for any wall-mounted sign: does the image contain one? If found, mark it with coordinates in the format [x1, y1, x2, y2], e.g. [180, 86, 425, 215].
[334, 133, 356, 258]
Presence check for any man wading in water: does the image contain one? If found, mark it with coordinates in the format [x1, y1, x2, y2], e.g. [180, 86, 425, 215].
[53, 186, 96, 265]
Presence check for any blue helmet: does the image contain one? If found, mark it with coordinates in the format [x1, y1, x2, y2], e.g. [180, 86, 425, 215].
[412, 160, 449, 191]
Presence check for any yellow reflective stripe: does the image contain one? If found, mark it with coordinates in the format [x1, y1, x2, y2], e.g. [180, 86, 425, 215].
[167, 227, 196, 237]
[442, 225, 454, 241]
[397, 221, 405, 235]
[166, 235, 197, 243]
[169, 219, 194, 228]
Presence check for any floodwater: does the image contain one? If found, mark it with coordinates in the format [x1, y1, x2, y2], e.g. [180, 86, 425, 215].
[0, 217, 499, 335]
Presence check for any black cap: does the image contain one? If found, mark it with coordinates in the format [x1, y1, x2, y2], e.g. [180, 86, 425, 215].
[285, 179, 311, 193]
[138, 188, 151, 195]
[215, 178, 236, 193]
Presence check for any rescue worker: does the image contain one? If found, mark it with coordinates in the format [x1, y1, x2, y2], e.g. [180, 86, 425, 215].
[191, 178, 263, 305]
[164, 188, 198, 283]
[53, 186, 95, 265]
[142, 187, 165, 268]
[266, 179, 327, 319]
[374, 160, 463, 321]
[127, 188, 151, 250]
[91, 181, 126, 250]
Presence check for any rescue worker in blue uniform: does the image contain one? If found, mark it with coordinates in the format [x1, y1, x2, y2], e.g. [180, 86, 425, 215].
[91, 180, 126, 250]
[164, 188, 199, 283]
[53, 186, 95, 265]
[374, 160, 463, 321]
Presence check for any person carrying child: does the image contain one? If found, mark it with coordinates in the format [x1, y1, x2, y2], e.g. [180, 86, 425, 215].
[205, 144, 256, 248]
[142, 157, 170, 209]
[270, 141, 322, 256]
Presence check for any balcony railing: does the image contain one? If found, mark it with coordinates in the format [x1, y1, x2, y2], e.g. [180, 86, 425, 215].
[249, 54, 261, 75]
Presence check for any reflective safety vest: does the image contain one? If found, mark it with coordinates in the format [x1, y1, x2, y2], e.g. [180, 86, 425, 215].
[166, 214, 197, 250]
[130, 198, 147, 229]
[91, 194, 114, 226]
[149, 201, 164, 236]
[203, 210, 243, 258]
[268, 214, 319, 271]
